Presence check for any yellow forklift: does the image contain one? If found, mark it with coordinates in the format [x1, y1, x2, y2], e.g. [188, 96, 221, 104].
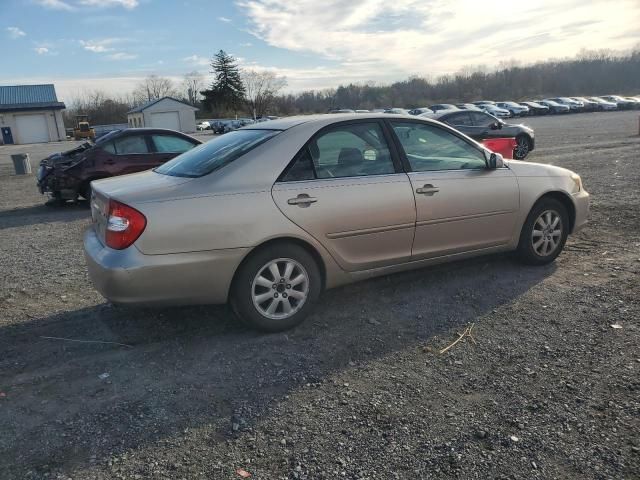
[73, 115, 96, 141]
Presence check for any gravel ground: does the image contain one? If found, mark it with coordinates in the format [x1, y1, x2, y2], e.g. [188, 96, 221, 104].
[0, 112, 639, 479]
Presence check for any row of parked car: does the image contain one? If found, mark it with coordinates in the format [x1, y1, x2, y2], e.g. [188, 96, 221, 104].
[331, 94, 640, 118]
[196, 117, 279, 133]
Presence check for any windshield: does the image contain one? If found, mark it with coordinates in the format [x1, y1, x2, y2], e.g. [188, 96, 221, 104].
[155, 129, 280, 178]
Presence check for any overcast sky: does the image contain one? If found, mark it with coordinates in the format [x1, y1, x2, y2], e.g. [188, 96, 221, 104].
[2, 0, 639, 101]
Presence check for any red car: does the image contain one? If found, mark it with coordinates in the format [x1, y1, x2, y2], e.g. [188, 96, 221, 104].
[37, 128, 201, 204]
[482, 137, 518, 159]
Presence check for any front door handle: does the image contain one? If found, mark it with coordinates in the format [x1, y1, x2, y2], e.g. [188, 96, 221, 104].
[287, 194, 317, 207]
[415, 184, 439, 196]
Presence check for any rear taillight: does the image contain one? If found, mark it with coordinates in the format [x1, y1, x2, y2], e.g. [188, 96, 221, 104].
[105, 200, 146, 250]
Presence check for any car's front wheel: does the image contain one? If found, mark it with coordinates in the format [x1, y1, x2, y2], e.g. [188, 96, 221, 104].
[230, 243, 322, 332]
[517, 198, 569, 265]
[513, 135, 531, 159]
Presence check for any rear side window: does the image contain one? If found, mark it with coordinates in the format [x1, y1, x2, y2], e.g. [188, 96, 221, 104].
[280, 122, 395, 181]
[152, 135, 196, 153]
[113, 135, 149, 154]
[155, 129, 279, 177]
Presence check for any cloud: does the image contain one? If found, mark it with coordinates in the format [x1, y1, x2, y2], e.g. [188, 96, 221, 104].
[34, 47, 49, 54]
[78, 0, 139, 8]
[107, 52, 138, 60]
[240, 42, 253, 47]
[238, 0, 640, 84]
[218, 16, 232, 22]
[183, 54, 210, 66]
[80, 38, 122, 53]
[7, 27, 26, 39]
[35, 0, 139, 9]
[35, 0, 74, 10]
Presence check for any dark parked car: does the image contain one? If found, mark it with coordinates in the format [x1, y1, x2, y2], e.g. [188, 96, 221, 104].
[37, 128, 201, 204]
[496, 101, 530, 117]
[518, 101, 549, 115]
[432, 110, 535, 159]
[547, 97, 583, 112]
[536, 99, 570, 114]
[570, 97, 600, 111]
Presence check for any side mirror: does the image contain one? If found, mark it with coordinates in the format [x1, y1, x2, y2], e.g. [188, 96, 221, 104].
[487, 152, 504, 169]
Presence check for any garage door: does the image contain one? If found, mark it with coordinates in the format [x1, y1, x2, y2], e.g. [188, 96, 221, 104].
[149, 111, 180, 131]
[15, 114, 50, 144]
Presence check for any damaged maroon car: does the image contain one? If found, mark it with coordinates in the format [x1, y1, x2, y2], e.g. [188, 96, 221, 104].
[37, 128, 201, 204]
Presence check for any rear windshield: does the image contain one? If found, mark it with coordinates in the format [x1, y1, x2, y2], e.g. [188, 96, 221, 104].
[155, 129, 279, 178]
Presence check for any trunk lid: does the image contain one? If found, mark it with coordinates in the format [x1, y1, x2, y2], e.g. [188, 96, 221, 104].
[90, 170, 194, 245]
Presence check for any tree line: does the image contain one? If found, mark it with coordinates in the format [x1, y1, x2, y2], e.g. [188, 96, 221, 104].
[64, 46, 640, 126]
[64, 50, 288, 126]
[273, 47, 640, 114]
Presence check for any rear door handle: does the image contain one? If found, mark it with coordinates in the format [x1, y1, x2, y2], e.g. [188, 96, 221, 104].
[287, 194, 317, 207]
[415, 184, 439, 196]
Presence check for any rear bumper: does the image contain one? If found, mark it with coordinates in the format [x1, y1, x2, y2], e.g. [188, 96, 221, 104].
[572, 190, 590, 233]
[84, 228, 249, 306]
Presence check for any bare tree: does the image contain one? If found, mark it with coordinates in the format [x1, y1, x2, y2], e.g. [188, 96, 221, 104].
[182, 71, 204, 106]
[132, 75, 177, 104]
[242, 70, 287, 119]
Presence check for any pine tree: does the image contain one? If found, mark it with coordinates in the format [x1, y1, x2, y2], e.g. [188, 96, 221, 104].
[201, 50, 246, 115]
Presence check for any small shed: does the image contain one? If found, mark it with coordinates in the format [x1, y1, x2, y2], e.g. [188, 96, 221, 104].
[0, 84, 66, 145]
[127, 97, 198, 133]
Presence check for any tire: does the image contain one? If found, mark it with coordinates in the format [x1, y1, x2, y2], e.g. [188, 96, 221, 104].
[513, 135, 531, 160]
[45, 192, 65, 207]
[517, 198, 569, 266]
[230, 243, 322, 332]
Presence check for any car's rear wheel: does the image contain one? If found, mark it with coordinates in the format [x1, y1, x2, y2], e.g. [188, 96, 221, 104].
[230, 243, 322, 332]
[517, 198, 569, 265]
[513, 135, 531, 159]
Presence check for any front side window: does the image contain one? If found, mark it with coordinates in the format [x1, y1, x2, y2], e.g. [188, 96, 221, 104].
[470, 112, 499, 127]
[155, 129, 279, 178]
[102, 141, 116, 154]
[152, 135, 196, 153]
[443, 112, 473, 126]
[390, 121, 486, 172]
[113, 135, 149, 155]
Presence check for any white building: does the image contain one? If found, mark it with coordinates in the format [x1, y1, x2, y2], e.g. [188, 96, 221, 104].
[0, 84, 66, 145]
[127, 97, 198, 133]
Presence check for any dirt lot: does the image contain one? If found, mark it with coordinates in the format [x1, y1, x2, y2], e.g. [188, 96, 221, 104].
[1, 112, 639, 480]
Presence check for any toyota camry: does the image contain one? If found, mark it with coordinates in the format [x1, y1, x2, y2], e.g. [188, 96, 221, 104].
[85, 114, 589, 331]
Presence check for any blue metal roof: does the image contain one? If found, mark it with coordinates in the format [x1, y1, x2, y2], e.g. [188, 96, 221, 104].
[0, 84, 59, 105]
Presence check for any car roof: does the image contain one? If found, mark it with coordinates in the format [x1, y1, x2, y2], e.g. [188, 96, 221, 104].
[239, 113, 428, 131]
[428, 109, 467, 118]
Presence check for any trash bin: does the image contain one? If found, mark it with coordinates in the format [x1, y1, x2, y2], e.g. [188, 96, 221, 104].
[11, 153, 32, 175]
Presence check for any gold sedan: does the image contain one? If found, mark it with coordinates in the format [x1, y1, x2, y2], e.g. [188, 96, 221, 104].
[85, 114, 589, 331]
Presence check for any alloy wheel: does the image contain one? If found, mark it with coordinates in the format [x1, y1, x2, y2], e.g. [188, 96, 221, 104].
[514, 137, 530, 159]
[251, 258, 310, 320]
[532, 210, 563, 256]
